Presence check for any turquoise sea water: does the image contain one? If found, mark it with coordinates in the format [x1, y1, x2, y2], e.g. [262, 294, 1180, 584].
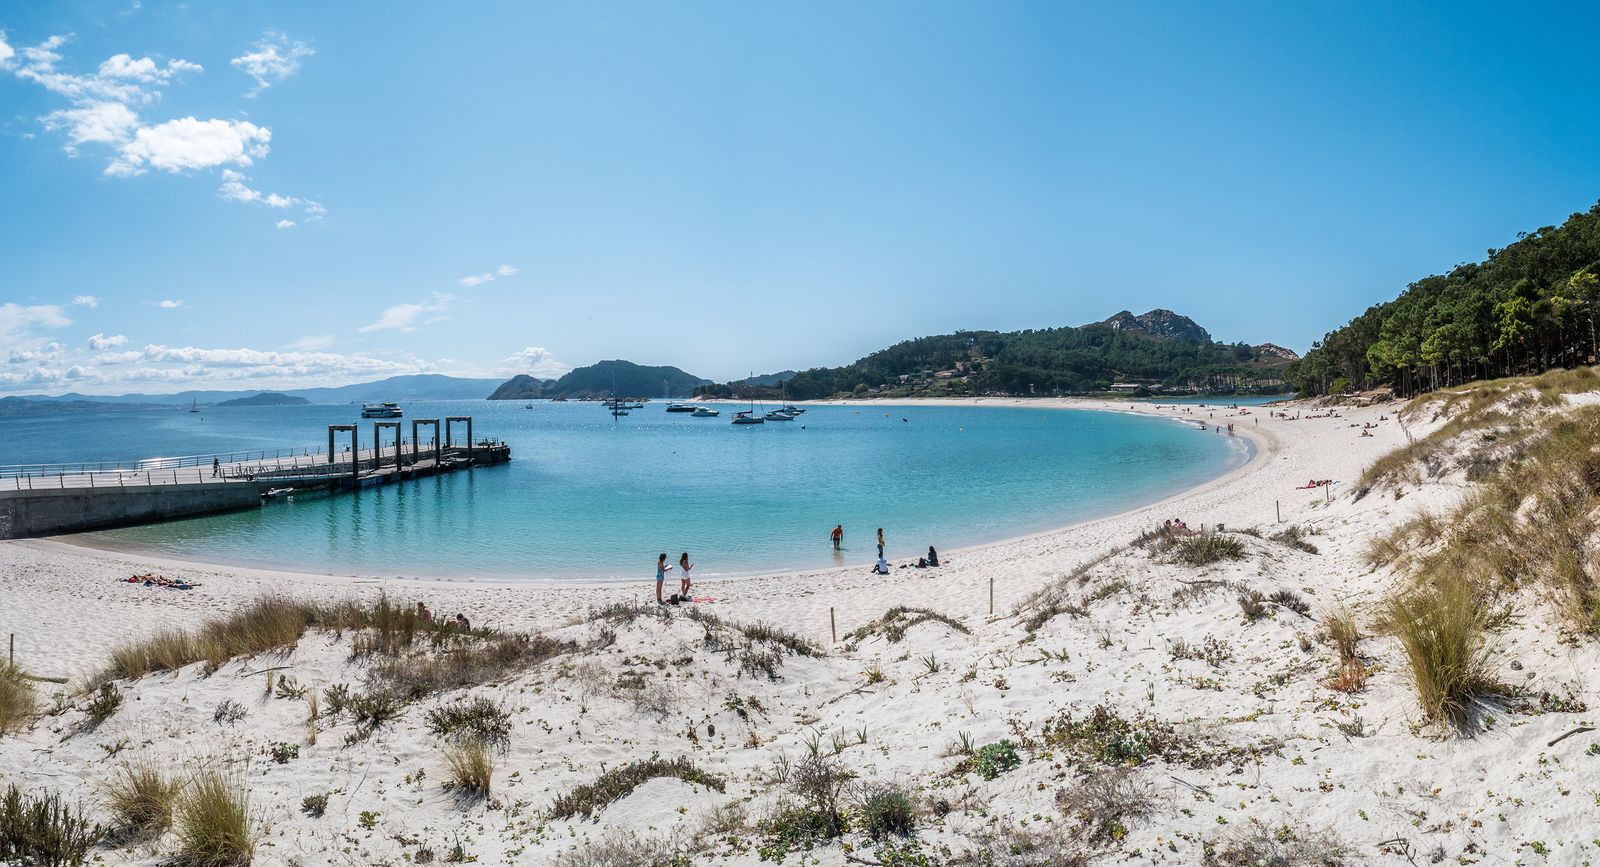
[0, 401, 1248, 581]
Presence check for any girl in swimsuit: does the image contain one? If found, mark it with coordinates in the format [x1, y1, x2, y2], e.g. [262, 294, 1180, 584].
[655, 553, 673, 604]
[679, 552, 694, 599]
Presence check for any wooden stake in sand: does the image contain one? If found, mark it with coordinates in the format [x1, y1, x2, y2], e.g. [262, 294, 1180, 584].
[7, 633, 11, 666]
[1276, 500, 1281, 523]
[830, 607, 837, 644]
[989, 577, 994, 615]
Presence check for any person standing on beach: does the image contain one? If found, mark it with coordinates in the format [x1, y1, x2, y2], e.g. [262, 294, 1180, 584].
[877, 528, 885, 557]
[678, 552, 694, 599]
[212, 457, 220, 478]
[655, 553, 674, 604]
[831, 525, 844, 550]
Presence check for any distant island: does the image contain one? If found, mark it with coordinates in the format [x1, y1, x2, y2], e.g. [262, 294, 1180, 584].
[488, 360, 709, 400]
[214, 393, 310, 407]
[695, 309, 1294, 400]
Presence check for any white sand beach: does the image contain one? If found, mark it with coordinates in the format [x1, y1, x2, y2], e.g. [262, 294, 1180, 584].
[3, 395, 1594, 866]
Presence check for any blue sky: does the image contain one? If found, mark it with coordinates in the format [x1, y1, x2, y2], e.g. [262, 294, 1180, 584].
[3, 1, 1599, 395]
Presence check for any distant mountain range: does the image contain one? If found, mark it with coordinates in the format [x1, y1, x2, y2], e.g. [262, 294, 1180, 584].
[16, 374, 504, 407]
[696, 309, 1295, 399]
[487, 360, 709, 400]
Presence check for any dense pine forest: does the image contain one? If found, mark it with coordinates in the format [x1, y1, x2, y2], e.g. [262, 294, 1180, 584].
[1290, 201, 1600, 397]
[696, 310, 1295, 400]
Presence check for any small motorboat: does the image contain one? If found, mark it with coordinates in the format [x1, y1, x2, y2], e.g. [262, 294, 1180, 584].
[261, 487, 295, 499]
[731, 410, 764, 425]
[780, 404, 806, 414]
[666, 403, 699, 413]
[764, 410, 795, 421]
[691, 407, 720, 417]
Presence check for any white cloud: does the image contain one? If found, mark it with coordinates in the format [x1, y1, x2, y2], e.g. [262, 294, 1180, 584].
[458, 265, 519, 287]
[8, 343, 66, 365]
[0, 303, 71, 351]
[358, 293, 455, 334]
[275, 219, 296, 229]
[231, 31, 313, 95]
[42, 101, 141, 151]
[0, 31, 14, 67]
[500, 346, 571, 378]
[72, 295, 98, 307]
[108, 117, 270, 176]
[158, 299, 183, 308]
[285, 335, 333, 351]
[97, 53, 201, 82]
[87, 333, 127, 350]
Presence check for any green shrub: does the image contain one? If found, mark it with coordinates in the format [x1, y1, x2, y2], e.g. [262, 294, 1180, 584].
[975, 740, 1020, 780]
[550, 757, 725, 819]
[855, 783, 916, 839]
[1237, 590, 1268, 621]
[83, 683, 122, 727]
[1177, 533, 1245, 566]
[300, 794, 328, 817]
[173, 767, 256, 867]
[0, 784, 104, 866]
[426, 696, 511, 750]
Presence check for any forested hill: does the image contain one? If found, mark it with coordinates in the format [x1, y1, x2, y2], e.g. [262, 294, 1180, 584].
[488, 360, 710, 399]
[1290, 201, 1600, 397]
[696, 310, 1294, 400]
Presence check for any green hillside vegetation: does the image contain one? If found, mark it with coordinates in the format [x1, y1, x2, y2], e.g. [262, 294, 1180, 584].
[1290, 200, 1600, 397]
[502, 360, 709, 399]
[696, 310, 1292, 400]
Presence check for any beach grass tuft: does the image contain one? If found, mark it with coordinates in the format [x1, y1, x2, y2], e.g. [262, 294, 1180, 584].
[443, 737, 496, 798]
[855, 782, 916, 839]
[1382, 573, 1497, 728]
[426, 696, 511, 751]
[100, 759, 181, 840]
[0, 664, 38, 736]
[173, 766, 256, 867]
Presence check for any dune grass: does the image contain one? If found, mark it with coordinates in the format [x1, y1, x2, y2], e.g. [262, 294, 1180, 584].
[173, 767, 256, 867]
[100, 760, 181, 840]
[444, 737, 496, 797]
[1382, 574, 1497, 727]
[1177, 533, 1245, 566]
[0, 663, 38, 736]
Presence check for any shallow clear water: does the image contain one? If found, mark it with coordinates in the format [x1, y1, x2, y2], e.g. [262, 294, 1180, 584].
[0, 401, 1248, 580]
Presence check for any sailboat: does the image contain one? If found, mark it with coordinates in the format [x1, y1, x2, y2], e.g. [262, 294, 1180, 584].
[609, 374, 628, 419]
[765, 381, 798, 420]
[732, 373, 765, 424]
[189, 400, 199, 413]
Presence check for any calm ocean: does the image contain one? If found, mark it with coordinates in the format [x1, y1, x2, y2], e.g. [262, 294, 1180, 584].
[0, 401, 1250, 580]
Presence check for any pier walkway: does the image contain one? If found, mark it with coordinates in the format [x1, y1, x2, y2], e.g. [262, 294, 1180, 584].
[0, 418, 510, 539]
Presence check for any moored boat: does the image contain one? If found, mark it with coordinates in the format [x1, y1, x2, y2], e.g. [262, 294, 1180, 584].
[361, 402, 403, 418]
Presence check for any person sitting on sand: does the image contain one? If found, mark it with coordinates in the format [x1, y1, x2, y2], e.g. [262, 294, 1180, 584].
[678, 552, 694, 599]
[454, 613, 470, 632]
[416, 602, 433, 623]
[926, 546, 940, 567]
[872, 556, 890, 575]
[655, 553, 674, 604]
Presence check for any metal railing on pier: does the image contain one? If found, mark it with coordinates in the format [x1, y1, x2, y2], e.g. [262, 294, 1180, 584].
[1, 437, 506, 492]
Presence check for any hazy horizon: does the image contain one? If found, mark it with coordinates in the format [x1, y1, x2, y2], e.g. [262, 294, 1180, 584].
[5, 2, 1600, 396]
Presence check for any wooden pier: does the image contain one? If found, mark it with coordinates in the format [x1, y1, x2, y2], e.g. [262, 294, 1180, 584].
[0, 417, 509, 540]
